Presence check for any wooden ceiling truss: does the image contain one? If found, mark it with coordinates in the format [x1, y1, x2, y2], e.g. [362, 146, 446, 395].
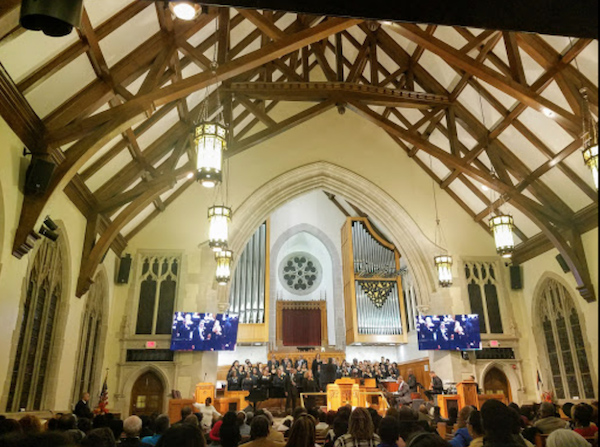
[0, 4, 596, 300]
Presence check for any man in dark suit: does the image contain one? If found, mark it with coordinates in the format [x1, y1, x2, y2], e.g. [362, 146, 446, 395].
[406, 368, 421, 394]
[320, 358, 337, 391]
[295, 355, 307, 370]
[424, 371, 444, 402]
[74, 392, 93, 419]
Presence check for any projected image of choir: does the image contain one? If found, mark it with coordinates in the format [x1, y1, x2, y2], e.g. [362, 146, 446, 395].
[171, 312, 239, 351]
[416, 314, 481, 351]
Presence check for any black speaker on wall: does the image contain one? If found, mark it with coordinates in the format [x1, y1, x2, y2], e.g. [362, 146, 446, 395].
[556, 254, 571, 273]
[509, 265, 522, 290]
[116, 254, 132, 284]
[24, 158, 55, 195]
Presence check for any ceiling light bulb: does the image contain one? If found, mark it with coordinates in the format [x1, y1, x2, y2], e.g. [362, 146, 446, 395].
[186, 172, 195, 179]
[542, 108, 555, 118]
[481, 185, 489, 191]
[171, 2, 199, 21]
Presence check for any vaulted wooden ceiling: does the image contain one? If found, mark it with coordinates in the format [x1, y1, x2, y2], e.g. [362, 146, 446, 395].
[0, 1, 597, 299]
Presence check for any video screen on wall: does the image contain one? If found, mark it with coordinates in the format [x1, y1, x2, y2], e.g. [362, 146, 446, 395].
[416, 314, 481, 351]
[170, 312, 239, 351]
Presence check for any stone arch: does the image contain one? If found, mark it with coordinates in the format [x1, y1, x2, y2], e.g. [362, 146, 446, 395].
[1, 220, 72, 411]
[226, 161, 439, 317]
[121, 364, 171, 417]
[268, 223, 344, 349]
[531, 272, 598, 400]
[479, 361, 522, 404]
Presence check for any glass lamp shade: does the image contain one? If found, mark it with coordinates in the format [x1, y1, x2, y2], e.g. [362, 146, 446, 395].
[208, 206, 231, 252]
[195, 121, 228, 188]
[434, 255, 453, 287]
[489, 214, 515, 258]
[583, 132, 598, 190]
[215, 249, 233, 285]
[169, 2, 201, 21]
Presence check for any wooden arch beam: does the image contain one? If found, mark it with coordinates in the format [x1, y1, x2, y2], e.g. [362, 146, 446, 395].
[349, 101, 595, 302]
[76, 171, 192, 296]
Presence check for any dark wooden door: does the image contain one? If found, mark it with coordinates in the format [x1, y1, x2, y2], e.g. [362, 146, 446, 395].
[130, 371, 164, 416]
[483, 367, 512, 401]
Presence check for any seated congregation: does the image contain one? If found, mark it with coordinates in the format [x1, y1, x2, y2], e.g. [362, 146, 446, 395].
[0, 398, 597, 447]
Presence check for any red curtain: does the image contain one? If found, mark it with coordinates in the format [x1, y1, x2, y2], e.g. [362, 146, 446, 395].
[282, 309, 321, 346]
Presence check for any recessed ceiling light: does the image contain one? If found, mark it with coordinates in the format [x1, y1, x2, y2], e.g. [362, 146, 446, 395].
[542, 108, 555, 118]
[170, 2, 201, 21]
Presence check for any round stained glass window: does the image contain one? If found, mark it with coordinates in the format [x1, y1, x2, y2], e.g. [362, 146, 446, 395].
[278, 252, 322, 296]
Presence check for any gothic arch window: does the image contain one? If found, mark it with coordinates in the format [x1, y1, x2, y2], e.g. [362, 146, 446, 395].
[464, 261, 504, 334]
[135, 254, 181, 335]
[538, 279, 595, 399]
[6, 238, 64, 412]
[73, 271, 107, 403]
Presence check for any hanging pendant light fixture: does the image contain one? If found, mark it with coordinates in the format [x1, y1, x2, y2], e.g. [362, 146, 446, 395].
[580, 87, 598, 189]
[429, 155, 453, 287]
[208, 205, 231, 252]
[489, 213, 515, 258]
[215, 249, 233, 285]
[434, 255, 453, 287]
[195, 121, 228, 188]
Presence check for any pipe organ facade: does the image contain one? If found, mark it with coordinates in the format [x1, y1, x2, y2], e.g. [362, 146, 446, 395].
[342, 218, 408, 344]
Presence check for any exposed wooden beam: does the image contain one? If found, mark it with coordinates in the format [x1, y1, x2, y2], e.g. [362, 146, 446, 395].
[502, 31, 527, 85]
[236, 8, 285, 41]
[390, 23, 581, 135]
[226, 81, 449, 107]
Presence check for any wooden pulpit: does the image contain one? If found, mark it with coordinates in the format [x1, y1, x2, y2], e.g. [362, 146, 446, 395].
[457, 380, 478, 409]
[195, 382, 215, 404]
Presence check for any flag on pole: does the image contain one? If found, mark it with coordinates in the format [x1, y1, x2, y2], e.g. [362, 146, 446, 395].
[95, 371, 109, 414]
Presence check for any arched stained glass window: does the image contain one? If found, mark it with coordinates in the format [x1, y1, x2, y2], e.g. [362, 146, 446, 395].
[538, 279, 595, 400]
[135, 254, 180, 335]
[6, 238, 64, 412]
[73, 271, 107, 403]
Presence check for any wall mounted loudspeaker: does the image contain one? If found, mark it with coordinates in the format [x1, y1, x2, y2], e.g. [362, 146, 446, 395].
[20, 0, 84, 37]
[509, 265, 522, 290]
[24, 158, 55, 195]
[555, 254, 571, 273]
[117, 254, 132, 284]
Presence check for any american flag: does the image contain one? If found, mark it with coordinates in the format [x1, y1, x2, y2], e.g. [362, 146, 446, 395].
[95, 372, 109, 414]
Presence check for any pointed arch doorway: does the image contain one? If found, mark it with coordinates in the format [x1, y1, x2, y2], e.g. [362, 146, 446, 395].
[130, 371, 164, 416]
[483, 366, 512, 402]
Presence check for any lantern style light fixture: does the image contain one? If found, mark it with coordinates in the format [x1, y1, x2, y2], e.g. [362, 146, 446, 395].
[169, 2, 202, 21]
[215, 249, 233, 285]
[434, 255, 453, 287]
[581, 87, 598, 189]
[489, 214, 515, 258]
[195, 121, 228, 188]
[208, 205, 231, 252]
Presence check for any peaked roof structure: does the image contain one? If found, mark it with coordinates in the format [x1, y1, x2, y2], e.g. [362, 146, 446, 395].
[0, 1, 597, 299]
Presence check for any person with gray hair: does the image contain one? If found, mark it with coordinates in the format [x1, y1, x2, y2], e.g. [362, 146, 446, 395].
[119, 415, 153, 447]
[142, 414, 170, 446]
[546, 428, 590, 447]
[533, 402, 569, 434]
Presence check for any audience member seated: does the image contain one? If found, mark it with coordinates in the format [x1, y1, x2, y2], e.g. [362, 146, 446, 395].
[254, 410, 284, 443]
[285, 413, 316, 447]
[466, 410, 484, 447]
[184, 414, 200, 428]
[367, 408, 382, 433]
[237, 411, 251, 438]
[403, 432, 450, 446]
[177, 407, 194, 426]
[238, 415, 281, 447]
[449, 406, 475, 447]
[398, 406, 418, 422]
[82, 427, 118, 447]
[446, 407, 459, 427]
[546, 428, 590, 447]
[480, 399, 533, 447]
[431, 407, 447, 426]
[58, 414, 85, 445]
[324, 418, 349, 447]
[417, 405, 433, 425]
[220, 411, 242, 447]
[18, 415, 42, 434]
[142, 414, 170, 446]
[377, 416, 400, 447]
[155, 424, 206, 447]
[0, 431, 75, 447]
[533, 402, 569, 434]
[140, 416, 154, 438]
[120, 415, 153, 447]
[572, 403, 598, 437]
[334, 407, 380, 447]
[77, 417, 93, 435]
